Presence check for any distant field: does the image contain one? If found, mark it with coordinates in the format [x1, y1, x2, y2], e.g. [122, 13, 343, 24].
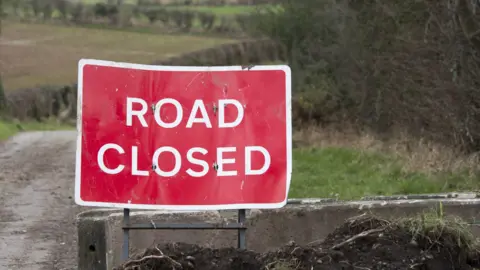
[0, 22, 233, 90]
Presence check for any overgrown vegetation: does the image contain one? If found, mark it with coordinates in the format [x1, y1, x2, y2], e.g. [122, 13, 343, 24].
[401, 204, 477, 253]
[249, 0, 480, 153]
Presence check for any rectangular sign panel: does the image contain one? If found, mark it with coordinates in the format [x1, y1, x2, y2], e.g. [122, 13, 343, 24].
[75, 59, 292, 210]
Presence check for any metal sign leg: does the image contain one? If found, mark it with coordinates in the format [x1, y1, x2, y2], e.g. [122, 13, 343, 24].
[121, 208, 247, 259]
[237, 209, 246, 249]
[122, 208, 130, 261]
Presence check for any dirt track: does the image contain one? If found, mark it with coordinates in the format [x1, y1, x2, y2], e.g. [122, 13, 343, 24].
[0, 131, 82, 270]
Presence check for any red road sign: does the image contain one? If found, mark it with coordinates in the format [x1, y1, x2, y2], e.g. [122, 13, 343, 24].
[75, 59, 292, 210]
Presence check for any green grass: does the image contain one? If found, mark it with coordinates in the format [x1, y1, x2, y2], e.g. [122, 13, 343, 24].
[0, 119, 74, 141]
[289, 147, 479, 199]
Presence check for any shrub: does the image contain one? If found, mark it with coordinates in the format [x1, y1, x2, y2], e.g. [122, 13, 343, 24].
[235, 14, 251, 32]
[169, 10, 183, 28]
[30, 0, 41, 18]
[17, 0, 31, 19]
[206, 0, 225, 5]
[0, 76, 6, 113]
[82, 4, 95, 24]
[136, 0, 150, 5]
[53, 0, 69, 20]
[71, 3, 85, 24]
[182, 10, 195, 31]
[42, 1, 53, 20]
[167, 10, 196, 31]
[251, 0, 276, 4]
[137, 4, 170, 25]
[198, 12, 215, 31]
[143, 7, 159, 24]
[117, 3, 135, 27]
[214, 16, 235, 33]
[94, 3, 108, 17]
[157, 8, 170, 25]
[93, 2, 118, 25]
[93, 3, 117, 18]
[248, 0, 480, 152]
[8, 0, 22, 16]
[0, 0, 5, 31]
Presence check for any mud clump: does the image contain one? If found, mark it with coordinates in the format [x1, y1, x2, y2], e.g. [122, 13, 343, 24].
[114, 215, 480, 270]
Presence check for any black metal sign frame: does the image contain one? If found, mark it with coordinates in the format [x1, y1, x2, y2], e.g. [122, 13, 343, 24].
[121, 208, 247, 261]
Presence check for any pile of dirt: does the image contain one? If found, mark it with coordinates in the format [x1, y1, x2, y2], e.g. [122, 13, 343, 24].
[114, 215, 480, 270]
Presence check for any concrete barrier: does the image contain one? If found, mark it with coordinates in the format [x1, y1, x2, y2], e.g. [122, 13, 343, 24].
[77, 194, 480, 270]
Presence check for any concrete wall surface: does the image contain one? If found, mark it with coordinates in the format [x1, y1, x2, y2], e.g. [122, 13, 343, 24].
[77, 196, 480, 270]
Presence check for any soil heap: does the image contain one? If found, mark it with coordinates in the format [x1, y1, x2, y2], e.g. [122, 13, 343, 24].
[114, 214, 480, 270]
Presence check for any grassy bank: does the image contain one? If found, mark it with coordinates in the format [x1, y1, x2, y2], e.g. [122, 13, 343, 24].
[290, 147, 477, 199]
[0, 119, 74, 141]
[288, 127, 480, 199]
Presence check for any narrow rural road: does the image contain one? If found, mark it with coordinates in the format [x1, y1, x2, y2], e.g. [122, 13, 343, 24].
[0, 131, 83, 270]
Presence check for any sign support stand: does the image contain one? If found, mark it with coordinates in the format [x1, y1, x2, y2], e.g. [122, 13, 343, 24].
[121, 208, 247, 261]
[237, 209, 246, 249]
[122, 208, 130, 261]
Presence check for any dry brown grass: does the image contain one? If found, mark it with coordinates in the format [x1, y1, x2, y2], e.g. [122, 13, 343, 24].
[0, 22, 234, 90]
[294, 125, 480, 176]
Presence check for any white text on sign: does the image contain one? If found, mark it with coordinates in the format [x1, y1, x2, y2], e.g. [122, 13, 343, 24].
[96, 97, 272, 177]
[126, 97, 244, 128]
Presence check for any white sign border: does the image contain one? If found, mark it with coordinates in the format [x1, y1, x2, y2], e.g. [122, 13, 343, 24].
[75, 58, 292, 211]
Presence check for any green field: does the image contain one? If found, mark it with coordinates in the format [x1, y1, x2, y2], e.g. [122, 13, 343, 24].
[0, 22, 233, 90]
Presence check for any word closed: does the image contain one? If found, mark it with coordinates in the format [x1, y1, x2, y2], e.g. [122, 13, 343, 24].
[75, 59, 292, 210]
